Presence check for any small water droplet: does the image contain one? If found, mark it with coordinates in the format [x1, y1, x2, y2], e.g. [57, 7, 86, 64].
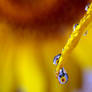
[58, 68, 68, 84]
[62, 48, 64, 51]
[83, 30, 88, 36]
[53, 54, 61, 65]
[73, 24, 79, 32]
[85, 3, 90, 11]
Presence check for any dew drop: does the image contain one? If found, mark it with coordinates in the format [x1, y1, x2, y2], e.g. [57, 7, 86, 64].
[62, 48, 64, 51]
[73, 24, 79, 32]
[53, 54, 61, 65]
[83, 30, 88, 36]
[85, 3, 90, 11]
[58, 68, 68, 84]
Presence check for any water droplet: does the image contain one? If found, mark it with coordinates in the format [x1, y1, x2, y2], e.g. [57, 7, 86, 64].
[58, 68, 68, 84]
[62, 48, 64, 51]
[85, 3, 90, 11]
[73, 24, 79, 32]
[53, 54, 61, 65]
[83, 30, 88, 36]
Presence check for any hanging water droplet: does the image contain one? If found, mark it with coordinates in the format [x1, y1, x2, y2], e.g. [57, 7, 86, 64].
[53, 54, 61, 65]
[85, 3, 90, 11]
[58, 68, 68, 84]
[83, 30, 88, 36]
[73, 24, 79, 32]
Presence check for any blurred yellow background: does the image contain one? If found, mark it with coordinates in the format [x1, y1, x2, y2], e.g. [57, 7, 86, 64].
[0, 0, 92, 92]
[0, 19, 92, 92]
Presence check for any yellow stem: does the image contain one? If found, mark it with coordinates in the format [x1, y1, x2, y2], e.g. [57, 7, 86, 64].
[56, 2, 92, 73]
